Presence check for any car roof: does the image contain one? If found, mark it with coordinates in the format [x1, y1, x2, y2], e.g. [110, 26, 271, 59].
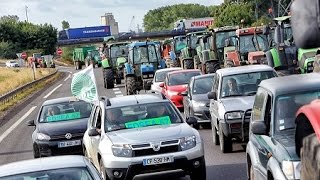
[155, 67, 182, 73]
[216, 65, 275, 77]
[108, 94, 169, 108]
[42, 96, 85, 106]
[193, 73, 215, 80]
[168, 69, 201, 75]
[259, 73, 320, 96]
[0, 155, 88, 177]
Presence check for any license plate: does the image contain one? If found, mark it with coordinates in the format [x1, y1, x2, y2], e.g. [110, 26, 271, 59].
[143, 156, 174, 166]
[58, 140, 81, 148]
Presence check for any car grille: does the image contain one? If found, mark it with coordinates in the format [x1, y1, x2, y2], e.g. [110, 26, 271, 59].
[204, 111, 211, 119]
[244, 109, 252, 122]
[131, 139, 180, 157]
[50, 132, 84, 141]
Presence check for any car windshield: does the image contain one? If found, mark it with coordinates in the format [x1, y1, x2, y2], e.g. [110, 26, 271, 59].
[104, 102, 182, 132]
[110, 45, 128, 59]
[155, 69, 180, 82]
[133, 45, 159, 64]
[193, 76, 214, 95]
[221, 71, 276, 98]
[239, 34, 268, 53]
[169, 71, 201, 86]
[216, 31, 236, 48]
[0, 167, 95, 180]
[274, 90, 320, 134]
[39, 101, 92, 123]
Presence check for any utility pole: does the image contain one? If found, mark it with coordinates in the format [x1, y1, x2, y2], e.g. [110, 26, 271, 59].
[25, 5, 29, 22]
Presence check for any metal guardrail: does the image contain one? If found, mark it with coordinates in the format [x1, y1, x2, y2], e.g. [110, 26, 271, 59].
[0, 69, 58, 105]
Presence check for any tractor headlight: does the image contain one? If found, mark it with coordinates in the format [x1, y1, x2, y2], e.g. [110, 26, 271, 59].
[225, 112, 242, 120]
[142, 75, 148, 78]
[149, 74, 153, 78]
[307, 61, 313, 67]
[179, 135, 196, 151]
[112, 144, 132, 157]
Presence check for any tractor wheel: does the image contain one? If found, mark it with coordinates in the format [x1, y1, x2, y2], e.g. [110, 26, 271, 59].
[206, 62, 220, 74]
[104, 68, 114, 89]
[125, 76, 136, 95]
[78, 62, 82, 70]
[184, 59, 194, 69]
[300, 133, 320, 180]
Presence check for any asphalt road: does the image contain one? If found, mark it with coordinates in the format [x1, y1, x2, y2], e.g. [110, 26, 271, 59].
[0, 66, 247, 180]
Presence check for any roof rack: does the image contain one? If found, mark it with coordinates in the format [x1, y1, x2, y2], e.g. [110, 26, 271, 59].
[99, 96, 111, 106]
[147, 90, 167, 100]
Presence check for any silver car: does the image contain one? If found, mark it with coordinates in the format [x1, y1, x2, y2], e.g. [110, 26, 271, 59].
[83, 92, 205, 180]
[151, 67, 182, 92]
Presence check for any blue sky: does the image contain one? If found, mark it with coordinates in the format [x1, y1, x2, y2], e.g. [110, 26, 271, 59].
[0, 0, 223, 32]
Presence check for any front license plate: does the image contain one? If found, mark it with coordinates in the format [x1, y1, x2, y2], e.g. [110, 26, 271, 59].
[58, 140, 81, 148]
[143, 156, 174, 166]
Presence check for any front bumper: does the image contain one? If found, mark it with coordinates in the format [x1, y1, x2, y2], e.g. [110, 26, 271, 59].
[192, 107, 211, 124]
[170, 95, 184, 109]
[220, 120, 249, 141]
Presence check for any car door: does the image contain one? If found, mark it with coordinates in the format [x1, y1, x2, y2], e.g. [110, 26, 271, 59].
[183, 77, 194, 117]
[85, 105, 98, 161]
[91, 106, 103, 167]
[210, 74, 220, 127]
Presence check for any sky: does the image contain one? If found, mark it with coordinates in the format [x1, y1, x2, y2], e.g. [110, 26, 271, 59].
[0, 0, 223, 32]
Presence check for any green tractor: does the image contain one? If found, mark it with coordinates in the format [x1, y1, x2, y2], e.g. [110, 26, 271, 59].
[72, 46, 96, 70]
[102, 42, 129, 89]
[124, 41, 165, 95]
[87, 49, 102, 68]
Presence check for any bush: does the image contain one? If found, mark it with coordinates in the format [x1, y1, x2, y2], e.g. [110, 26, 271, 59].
[0, 41, 20, 59]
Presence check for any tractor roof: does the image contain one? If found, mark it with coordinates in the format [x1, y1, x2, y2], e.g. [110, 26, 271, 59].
[214, 26, 239, 32]
[236, 26, 264, 36]
[186, 30, 208, 36]
[109, 42, 130, 46]
[128, 41, 158, 48]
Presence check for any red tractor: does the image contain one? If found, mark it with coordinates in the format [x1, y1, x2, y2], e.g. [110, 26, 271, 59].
[295, 99, 320, 180]
[224, 26, 269, 67]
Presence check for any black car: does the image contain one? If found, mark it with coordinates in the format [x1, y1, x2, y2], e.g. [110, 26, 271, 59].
[27, 97, 93, 158]
[181, 74, 215, 129]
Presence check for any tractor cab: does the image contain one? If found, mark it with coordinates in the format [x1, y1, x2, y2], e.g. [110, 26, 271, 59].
[214, 26, 238, 65]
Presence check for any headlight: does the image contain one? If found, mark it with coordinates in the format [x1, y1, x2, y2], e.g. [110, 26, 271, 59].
[142, 75, 148, 78]
[112, 144, 132, 157]
[179, 135, 196, 151]
[307, 61, 313, 67]
[167, 90, 178, 97]
[36, 133, 51, 141]
[192, 101, 206, 108]
[282, 160, 301, 180]
[225, 112, 242, 119]
[149, 74, 153, 78]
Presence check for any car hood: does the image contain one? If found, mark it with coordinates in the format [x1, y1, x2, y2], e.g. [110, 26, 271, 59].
[273, 132, 300, 161]
[107, 123, 194, 145]
[167, 84, 188, 93]
[220, 96, 255, 112]
[37, 118, 88, 136]
[192, 94, 210, 102]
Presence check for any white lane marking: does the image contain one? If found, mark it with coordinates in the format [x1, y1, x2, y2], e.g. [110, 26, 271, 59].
[113, 88, 120, 91]
[0, 106, 37, 144]
[114, 91, 122, 94]
[64, 74, 71, 81]
[43, 84, 63, 99]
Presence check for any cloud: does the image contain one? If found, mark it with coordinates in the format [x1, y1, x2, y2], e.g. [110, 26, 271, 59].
[0, 0, 223, 31]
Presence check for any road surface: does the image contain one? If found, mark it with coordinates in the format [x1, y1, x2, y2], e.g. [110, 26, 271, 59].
[0, 67, 247, 180]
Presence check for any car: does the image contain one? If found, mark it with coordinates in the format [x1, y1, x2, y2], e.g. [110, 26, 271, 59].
[160, 69, 202, 110]
[0, 155, 102, 179]
[207, 65, 278, 153]
[151, 67, 182, 92]
[83, 93, 206, 180]
[5, 60, 19, 67]
[181, 74, 215, 129]
[27, 97, 93, 158]
[246, 73, 320, 180]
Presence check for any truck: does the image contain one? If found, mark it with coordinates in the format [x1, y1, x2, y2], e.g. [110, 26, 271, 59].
[72, 46, 96, 70]
[58, 25, 111, 40]
[174, 17, 214, 31]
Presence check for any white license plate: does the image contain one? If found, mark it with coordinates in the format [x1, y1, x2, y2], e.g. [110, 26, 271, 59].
[143, 156, 174, 166]
[58, 140, 81, 148]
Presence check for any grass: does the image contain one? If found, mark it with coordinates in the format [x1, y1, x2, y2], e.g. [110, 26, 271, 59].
[0, 72, 62, 113]
[0, 67, 55, 96]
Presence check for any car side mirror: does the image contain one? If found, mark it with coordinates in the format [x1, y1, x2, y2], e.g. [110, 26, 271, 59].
[251, 121, 267, 135]
[27, 120, 35, 126]
[159, 83, 165, 88]
[186, 116, 197, 126]
[180, 91, 188, 96]
[88, 128, 100, 136]
[207, 92, 217, 100]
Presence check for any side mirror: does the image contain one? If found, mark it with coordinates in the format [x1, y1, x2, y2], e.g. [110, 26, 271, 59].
[207, 92, 217, 100]
[251, 121, 267, 135]
[180, 91, 188, 96]
[186, 116, 197, 126]
[27, 120, 35, 126]
[159, 83, 165, 88]
[88, 128, 100, 136]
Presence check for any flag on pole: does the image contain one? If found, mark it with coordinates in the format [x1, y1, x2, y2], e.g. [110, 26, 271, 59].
[71, 64, 99, 104]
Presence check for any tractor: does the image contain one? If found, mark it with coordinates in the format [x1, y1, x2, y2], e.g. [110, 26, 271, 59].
[72, 46, 96, 70]
[86, 49, 102, 68]
[224, 26, 269, 67]
[102, 42, 129, 89]
[165, 35, 187, 68]
[124, 41, 165, 95]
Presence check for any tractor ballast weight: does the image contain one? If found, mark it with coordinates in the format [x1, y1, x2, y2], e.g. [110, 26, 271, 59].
[124, 41, 164, 95]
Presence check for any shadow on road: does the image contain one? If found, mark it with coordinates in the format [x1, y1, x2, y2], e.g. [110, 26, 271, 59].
[0, 149, 32, 156]
[206, 163, 247, 180]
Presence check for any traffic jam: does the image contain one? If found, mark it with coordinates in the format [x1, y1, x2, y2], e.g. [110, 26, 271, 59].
[1, 0, 320, 180]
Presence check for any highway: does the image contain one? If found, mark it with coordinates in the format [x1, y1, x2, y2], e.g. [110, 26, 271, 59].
[0, 67, 247, 180]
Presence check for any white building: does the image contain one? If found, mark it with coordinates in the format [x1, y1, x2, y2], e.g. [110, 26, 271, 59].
[101, 13, 119, 35]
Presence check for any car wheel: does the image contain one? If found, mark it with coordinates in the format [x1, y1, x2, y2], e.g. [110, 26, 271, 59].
[99, 158, 110, 180]
[219, 124, 232, 153]
[212, 124, 220, 145]
[33, 145, 40, 158]
[189, 161, 206, 180]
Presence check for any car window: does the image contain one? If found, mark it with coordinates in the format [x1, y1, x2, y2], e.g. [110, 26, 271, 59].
[192, 76, 214, 95]
[220, 71, 276, 98]
[252, 88, 267, 122]
[104, 102, 182, 132]
[90, 106, 98, 127]
[39, 101, 92, 123]
[168, 71, 201, 86]
[0, 167, 95, 180]
[155, 71, 173, 82]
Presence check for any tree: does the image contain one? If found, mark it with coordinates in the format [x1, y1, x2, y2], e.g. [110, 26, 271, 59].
[0, 15, 19, 23]
[61, 20, 70, 30]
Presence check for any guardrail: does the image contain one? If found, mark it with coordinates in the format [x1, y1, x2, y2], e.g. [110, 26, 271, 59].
[0, 69, 58, 105]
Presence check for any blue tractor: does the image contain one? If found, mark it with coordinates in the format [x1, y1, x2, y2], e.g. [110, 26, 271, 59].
[124, 41, 166, 95]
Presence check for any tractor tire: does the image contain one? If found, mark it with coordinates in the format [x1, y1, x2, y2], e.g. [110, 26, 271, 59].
[206, 62, 220, 74]
[78, 62, 82, 70]
[184, 59, 194, 69]
[125, 76, 136, 95]
[104, 68, 114, 89]
[300, 133, 320, 180]
[170, 60, 180, 67]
